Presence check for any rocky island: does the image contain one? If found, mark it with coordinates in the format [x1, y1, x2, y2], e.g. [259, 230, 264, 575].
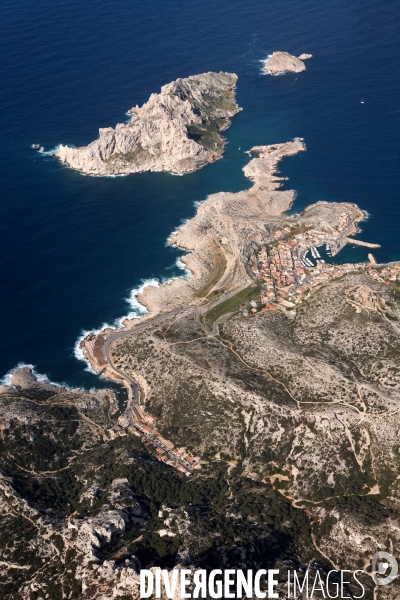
[54, 72, 241, 176]
[263, 51, 313, 74]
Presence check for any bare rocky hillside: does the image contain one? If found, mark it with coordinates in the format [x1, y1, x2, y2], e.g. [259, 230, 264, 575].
[54, 72, 241, 175]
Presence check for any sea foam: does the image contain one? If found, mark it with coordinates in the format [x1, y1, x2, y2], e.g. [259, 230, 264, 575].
[39, 144, 61, 156]
[166, 217, 191, 246]
[260, 56, 287, 76]
[0, 362, 77, 391]
[74, 262, 191, 373]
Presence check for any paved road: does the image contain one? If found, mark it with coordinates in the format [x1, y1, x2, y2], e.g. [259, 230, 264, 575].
[103, 287, 247, 412]
[104, 305, 199, 410]
[101, 292, 244, 472]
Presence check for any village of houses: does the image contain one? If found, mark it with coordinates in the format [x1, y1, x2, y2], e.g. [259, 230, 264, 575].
[106, 211, 400, 475]
[108, 398, 201, 476]
[249, 211, 400, 316]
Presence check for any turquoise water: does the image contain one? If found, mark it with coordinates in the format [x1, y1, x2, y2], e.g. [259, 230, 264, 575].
[0, 0, 399, 387]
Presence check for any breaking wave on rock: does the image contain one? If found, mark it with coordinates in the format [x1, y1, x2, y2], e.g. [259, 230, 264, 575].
[74, 259, 192, 373]
[0, 362, 77, 391]
[37, 144, 62, 156]
[259, 56, 286, 76]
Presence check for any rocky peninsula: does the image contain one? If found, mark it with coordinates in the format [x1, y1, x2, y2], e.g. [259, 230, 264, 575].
[4, 134, 400, 598]
[79, 137, 371, 372]
[54, 72, 241, 176]
[79, 138, 309, 372]
[263, 51, 312, 74]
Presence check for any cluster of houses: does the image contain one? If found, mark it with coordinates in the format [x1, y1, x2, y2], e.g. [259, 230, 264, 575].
[337, 210, 351, 230]
[369, 264, 400, 283]
[251, 214, 400, 312]
[113, 406, 200, 475]
[258, 240, 304, 303]
[132, 420, 201, 474]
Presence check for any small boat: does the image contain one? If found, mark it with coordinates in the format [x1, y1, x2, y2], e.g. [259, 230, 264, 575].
[361, 99, 364, 104]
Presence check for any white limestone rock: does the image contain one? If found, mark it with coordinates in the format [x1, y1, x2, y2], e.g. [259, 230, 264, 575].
[55, 72, 241, 175]
[11, 366, 63, 393]
[263, 51, 312, 74]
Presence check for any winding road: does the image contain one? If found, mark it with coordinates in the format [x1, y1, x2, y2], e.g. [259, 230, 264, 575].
[102, 287, 246, 415]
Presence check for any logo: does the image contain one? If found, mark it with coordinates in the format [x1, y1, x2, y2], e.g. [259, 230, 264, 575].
[372, 551, 398, 585]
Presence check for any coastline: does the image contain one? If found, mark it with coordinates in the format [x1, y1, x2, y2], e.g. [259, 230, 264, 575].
[0, 362, 80, 392]
[74, 261, 193, 375]
[77, 139, 373, 379]
[77, 140, 304, 373]
[6, 139, 378, 390]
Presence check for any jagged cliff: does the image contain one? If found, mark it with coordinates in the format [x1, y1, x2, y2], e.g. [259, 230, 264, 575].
[0, 367, 313, 599]
[54, 72, 241, 176]
[264, 51, 312, 74]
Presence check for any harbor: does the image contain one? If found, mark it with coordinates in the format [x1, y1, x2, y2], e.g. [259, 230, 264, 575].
[251, 210, 394, 312]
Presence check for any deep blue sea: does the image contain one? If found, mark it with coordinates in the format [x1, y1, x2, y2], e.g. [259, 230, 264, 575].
[0, 0, 399, 388]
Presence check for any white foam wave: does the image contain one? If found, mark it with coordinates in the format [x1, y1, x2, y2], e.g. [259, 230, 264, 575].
[262, 70, 287, 76]
[260, 55, 273, 74]
[124, 111, 135, 123]
[74, 262, 194, 368]
[260, 57, 287, 76]
[260, 54, 273, 64]
[175, 257, 192, 279]
[166, 218, 191, 245]
[0, 364, 20, 386]
[123, 266, 192, 317]
[39, 144, 61, 156]
[74, 331, 102, 373]
[74, 278, 160, 369]
[79, 173, 128, 178]
[0, 362, 77, 391]
[125, 278, 159, 315]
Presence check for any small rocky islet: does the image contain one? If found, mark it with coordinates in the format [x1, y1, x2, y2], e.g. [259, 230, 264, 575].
[263, 50, 313, 74]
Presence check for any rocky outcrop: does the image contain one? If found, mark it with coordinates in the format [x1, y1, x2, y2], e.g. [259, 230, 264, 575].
[11, 366, 64, 393]
[54, 72, 241, 175]
[263, 51, 312, 74]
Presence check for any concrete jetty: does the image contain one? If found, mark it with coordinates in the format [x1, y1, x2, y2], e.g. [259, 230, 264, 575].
[344, 238, 381, 249]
